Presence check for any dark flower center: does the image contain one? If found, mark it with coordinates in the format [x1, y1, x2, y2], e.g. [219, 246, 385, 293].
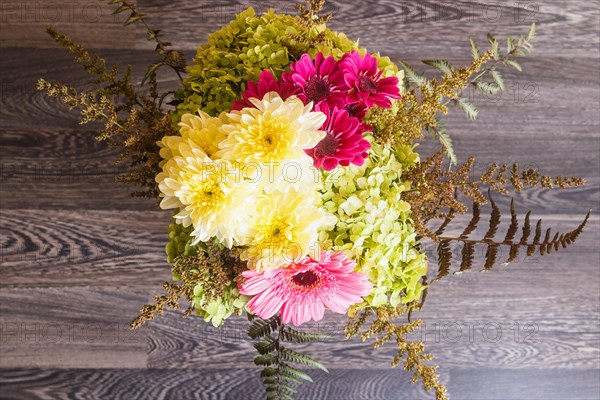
[305, 76, 331, 103]
[357, 73, 378, 94]
[344, 103, 366, 119]
[291, 270, 319, 287]
[314, 134, 339, 158]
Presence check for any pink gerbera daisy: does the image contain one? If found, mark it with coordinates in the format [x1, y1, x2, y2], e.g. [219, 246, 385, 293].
[305, 104, 371, 171]
[231, 70, 298, 111]
[239, 251, 372, 326]
[284, 52, 348, 108]
[340, 51, 401, 108]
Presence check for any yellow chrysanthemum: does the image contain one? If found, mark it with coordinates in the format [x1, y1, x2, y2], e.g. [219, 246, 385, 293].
[216, 92, 326, 193]
[157, 140, 258, 247]
[159, 110, 227, 163]
[245, 190, 337, 271]
[178, 111, 228, 158]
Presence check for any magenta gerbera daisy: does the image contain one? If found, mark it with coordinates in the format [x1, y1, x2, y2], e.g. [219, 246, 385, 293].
[231, 70, 298, 111]
[239, 251, 372, 326]
[305, 104, 371, 171]
[344, 102, 372, 131]
[284, 52, 348, 108]
[340, 51, 401, 108]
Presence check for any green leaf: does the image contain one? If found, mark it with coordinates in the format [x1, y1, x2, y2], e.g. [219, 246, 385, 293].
[112, 5, 130, 15]
[474, 81, 502, 95]
[124, 13, 142, 26]
[429, 123, 457, 165]
[527, 23, 537, 40]
[504, 59, 522, 72]
[280, 347, 329, 373]
[422, 59, 455, 75]
[280, 364, 313, 383]
[141, 62, 164, 86]
[490, 70, 504, 91]
[282, 327, 330, 343]
[398, 61, 432, 91]
[487, 34, 500, 59]
[455, 97, 479, 121]
[469, 38, 481, 59]
[254, 336, 277, 354]
[506, 36, 514, 53]
[260, 367, 277, 378]
[248, 317, 277, 339]
[279, 375, 303, 385]
[254, 353, 277, 366]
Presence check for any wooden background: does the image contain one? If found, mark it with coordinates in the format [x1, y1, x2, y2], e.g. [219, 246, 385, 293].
[1, 0, 599, 399]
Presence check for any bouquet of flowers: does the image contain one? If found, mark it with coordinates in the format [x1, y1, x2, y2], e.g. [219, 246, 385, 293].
[38, 1, 589, 398]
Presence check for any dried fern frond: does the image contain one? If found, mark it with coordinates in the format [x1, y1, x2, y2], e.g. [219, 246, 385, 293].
[430, 191, 591, 279]
[403, 150, 585, 241]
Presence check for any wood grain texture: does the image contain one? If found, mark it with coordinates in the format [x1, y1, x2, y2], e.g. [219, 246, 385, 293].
[1, 0, 599, 399]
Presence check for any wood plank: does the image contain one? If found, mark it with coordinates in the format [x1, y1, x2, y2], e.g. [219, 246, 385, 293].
[1, 367, 598, 400]
[1, 210, 597, 286]
[448, 368, 600, 400]
[0, 210, 170, 287]
[3, 0, 597, 60]
[0, 288, 149, 369]
[0, 0, 135, 49]
[0, 368, 444, 400]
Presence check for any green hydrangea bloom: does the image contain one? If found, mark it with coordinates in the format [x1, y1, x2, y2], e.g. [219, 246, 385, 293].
[191, 284, 249, 328]
[320, 137, 427, 308]
[166, 223, 197, 267]
[174, 7, 403, 123]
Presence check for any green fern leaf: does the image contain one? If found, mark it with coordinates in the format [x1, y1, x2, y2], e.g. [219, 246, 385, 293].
[254, 336, 277, 354]
[282, 327, 330, 343]
[280, 347, 329, 372]
[254, 353, 277, 366]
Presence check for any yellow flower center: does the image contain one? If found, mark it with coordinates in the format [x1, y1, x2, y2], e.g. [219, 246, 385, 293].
[248, 117, 292, 161]
[254, 218, 292, 253]
[186, 172, 224, 211]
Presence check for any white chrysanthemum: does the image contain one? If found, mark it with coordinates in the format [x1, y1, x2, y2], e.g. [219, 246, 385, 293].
[157, 140, 258, 247]
[245, 190, 337, 272]
[216, 92, 326, 193]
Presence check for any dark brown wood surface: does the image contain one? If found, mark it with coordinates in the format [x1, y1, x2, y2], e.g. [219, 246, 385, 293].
[1, 1, 599, 399]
